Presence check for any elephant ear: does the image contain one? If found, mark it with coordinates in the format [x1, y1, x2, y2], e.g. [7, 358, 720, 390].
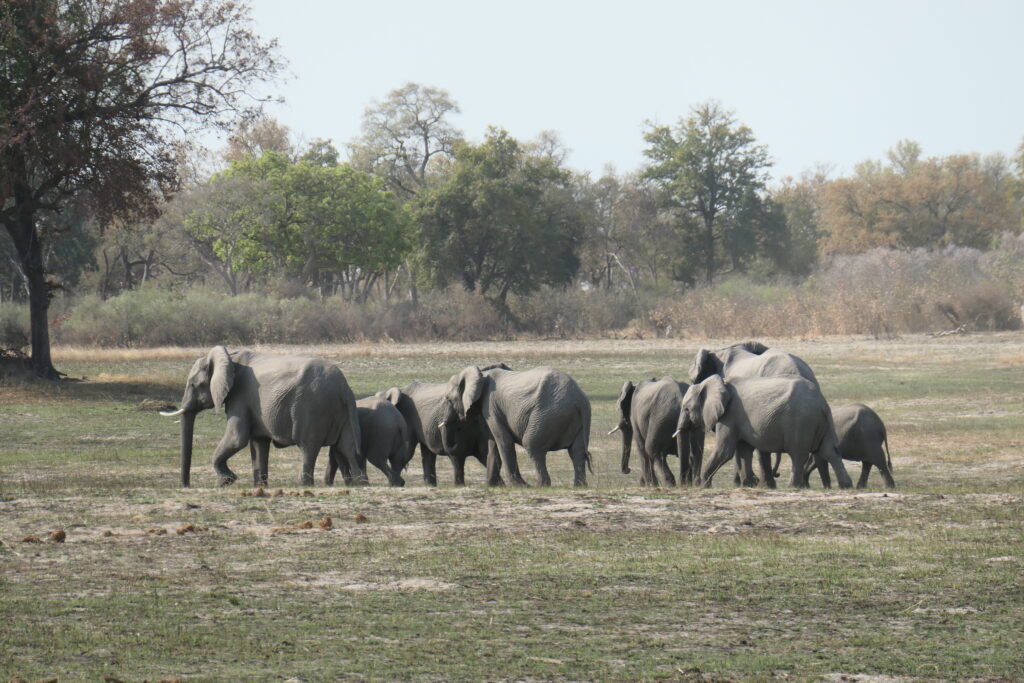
[382, 387, 403, 405]
[700, 376, 730, 429]
[208, 345, 235, 411]
[452, 366, 485, 420]
[688, 349, 711, 383]
[616, 380, 635, 423]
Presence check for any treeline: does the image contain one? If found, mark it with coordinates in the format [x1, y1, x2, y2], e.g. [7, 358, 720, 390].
[3, 83, 1023, 345]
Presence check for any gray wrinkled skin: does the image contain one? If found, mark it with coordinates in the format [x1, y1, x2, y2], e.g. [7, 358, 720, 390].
[445, 365, 592, 487]
[613, 377, 703, 487]
[678, 375, 852, 490]
[166, 346, 365, 488]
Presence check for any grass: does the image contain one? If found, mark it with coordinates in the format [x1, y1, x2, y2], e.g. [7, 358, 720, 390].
[1, 334, 1022, 681]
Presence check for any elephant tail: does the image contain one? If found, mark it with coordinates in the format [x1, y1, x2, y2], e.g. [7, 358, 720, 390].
[882, 430, 893, 472]
[771, 452, 782, 478]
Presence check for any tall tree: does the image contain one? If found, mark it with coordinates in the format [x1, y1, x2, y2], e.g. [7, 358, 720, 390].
[348, 82, 462, 199]
[642, 101, 772, 284]
[0, 0, 281, 377]
[416, 128, 587, 311]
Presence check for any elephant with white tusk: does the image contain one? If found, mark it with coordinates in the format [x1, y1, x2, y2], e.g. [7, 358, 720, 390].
[687, 341, 853, 489]
[677, 375, 847, 489]
[161, 346, 365, 488]
[613, 377, 703, 487]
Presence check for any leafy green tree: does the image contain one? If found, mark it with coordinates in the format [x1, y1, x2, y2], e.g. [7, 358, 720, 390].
[416, 129, 587, 311]
[182, 152, 412, 300]
[0, 0, 281, 377]
[642, 101, 772, 284]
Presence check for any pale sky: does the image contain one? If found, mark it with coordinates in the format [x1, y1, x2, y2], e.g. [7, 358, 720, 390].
[247, 0, 1023, 182]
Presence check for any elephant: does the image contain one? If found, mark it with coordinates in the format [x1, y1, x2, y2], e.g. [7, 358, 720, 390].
[687, 341, 852, 489]
[160, 346, 365, 487]
[611, 377, 704, 486]
[325, 396, 409, 487]
[675, 375, 851, 489]
[799, 403, 895, 489]
[444, 365, 592, 487]
[377, 363, 511, 486]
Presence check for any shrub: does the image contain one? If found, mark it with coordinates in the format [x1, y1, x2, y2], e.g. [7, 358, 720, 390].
[0, 303, 29, 350]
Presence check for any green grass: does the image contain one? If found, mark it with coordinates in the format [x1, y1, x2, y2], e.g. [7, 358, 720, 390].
[1, 335, 1022, 681]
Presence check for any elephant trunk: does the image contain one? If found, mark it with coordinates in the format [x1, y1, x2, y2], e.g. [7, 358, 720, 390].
[618, 422, 633, 474]
[180, 411, 196, 488]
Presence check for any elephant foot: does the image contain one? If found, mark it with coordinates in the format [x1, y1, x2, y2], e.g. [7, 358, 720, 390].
[217, 472, 238, 487]
[621, 467, 631, 475]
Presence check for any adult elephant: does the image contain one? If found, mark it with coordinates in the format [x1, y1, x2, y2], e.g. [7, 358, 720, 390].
[378, 363, 511, 486]
[160, 346, 365, 487]
[326, 396, 409, 487]
[444, 365, 592, 487]
[676, 375, 847, 489]
[799, 403, 895, 489]
[611, 377, 703, 487]
[687, 341, 852, 489]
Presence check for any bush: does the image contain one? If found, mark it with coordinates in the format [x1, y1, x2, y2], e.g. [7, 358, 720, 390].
[0, 303, 29, 350]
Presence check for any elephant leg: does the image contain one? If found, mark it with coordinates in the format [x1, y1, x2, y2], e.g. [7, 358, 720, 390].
[421, 445, 438, 486]
[701, 440, 736, 488]
[788, 451, 810, 488]
[528, 447, 551, 487]
[757, 450, 776, 489]
[451, 454, 467, 486]
[807, 454, 831, 489]
[299, 445, 321, 486]
[328, 445, 353, 486]
[817, 441, 853, 489]
[653, 451, 676, 488]
[483, 440, 505, 487]
[689, 431, 705, 487]
[212, 416, 250, 486]
[249, 438, 270, 486]
[495, 431, 528, 487]
[876, 460, 895, 489]
[639, 444, 657, 487]
[736, 443, 757, 487]
[568, 438, 589, 488]
[857, 462, 872, 489]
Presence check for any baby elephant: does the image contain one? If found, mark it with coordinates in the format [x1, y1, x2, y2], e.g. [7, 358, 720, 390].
[806, 403, 894, 489]
[327, 396, 411, 486]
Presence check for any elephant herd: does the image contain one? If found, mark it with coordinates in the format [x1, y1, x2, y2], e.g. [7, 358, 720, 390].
[160, 342, 893, 491]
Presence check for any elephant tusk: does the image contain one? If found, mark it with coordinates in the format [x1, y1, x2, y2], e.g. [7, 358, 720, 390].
[671, 429, 681, 438]
[160, 408, 186, 417]
[437, 422, 446, 429]
[607, 425, 620, 435]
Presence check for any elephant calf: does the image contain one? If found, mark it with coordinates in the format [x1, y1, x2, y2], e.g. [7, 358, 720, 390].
[327, 396, 410, 487]
[805, 403, 894, 489]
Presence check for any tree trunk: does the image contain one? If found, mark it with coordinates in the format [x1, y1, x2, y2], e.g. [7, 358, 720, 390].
[4, 206, 60, 379]
[703, 214, 716, 285]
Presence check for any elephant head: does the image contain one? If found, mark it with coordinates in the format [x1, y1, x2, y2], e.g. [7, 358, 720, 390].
[446, 365, 486, 422]
[610, 380, 636, 474]
[688, 348, 723, 384]
[676, 375, 730, 435]
[160, 345, 235, 487]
